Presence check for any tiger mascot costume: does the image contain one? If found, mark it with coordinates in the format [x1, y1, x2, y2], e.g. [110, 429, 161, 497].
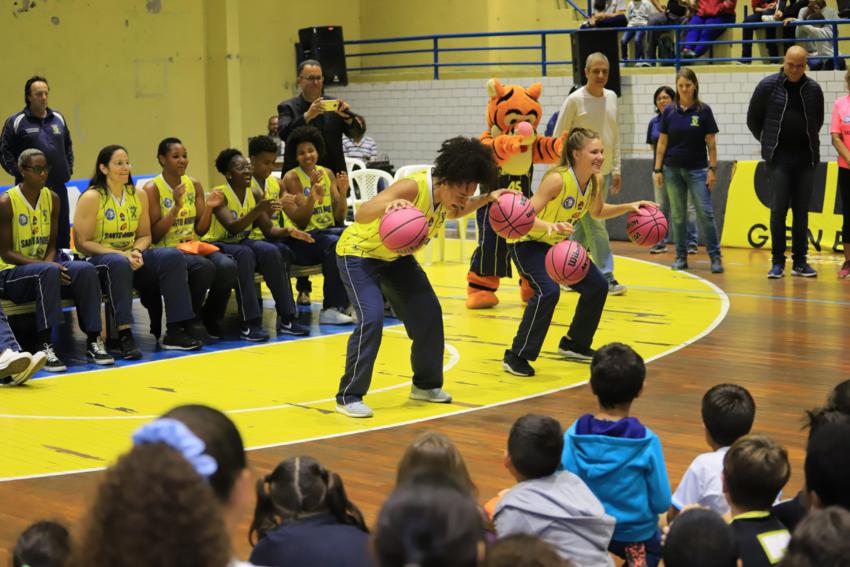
[466, 79, 563, 309]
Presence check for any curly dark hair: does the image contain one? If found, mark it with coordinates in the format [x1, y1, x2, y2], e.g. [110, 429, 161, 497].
[432, 136, 498, 193]
[68, 443, 231, 567]
[284, 126, 325, 166]
[249, 135, 279, 157]
[215, 148, 243, 175]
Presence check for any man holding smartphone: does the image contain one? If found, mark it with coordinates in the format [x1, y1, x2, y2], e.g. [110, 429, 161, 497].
[277, 59, 364, 176]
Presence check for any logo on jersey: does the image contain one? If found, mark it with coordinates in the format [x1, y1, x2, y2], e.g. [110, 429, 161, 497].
[690, 116, 700, 127]
[18, 214, 28, 226]
[105, 208, 116, 220]
[231, 210, 238, 220]
[843, 115, 850, 124]
[303, 187, 311, 197]
[163, 197, 173, 208]
[186, 192, 195, 205]
[129, 206, 138, 219]
[577, 201, 585, 211]
[563, 196, 576, 209]
[51, 125, 61, 135]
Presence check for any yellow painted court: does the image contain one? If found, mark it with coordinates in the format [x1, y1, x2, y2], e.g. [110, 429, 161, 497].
[0, 248, 728, 481]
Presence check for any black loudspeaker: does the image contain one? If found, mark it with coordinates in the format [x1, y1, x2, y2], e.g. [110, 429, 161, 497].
[571, 30, 621, 97]
[298, 26, 348, 86]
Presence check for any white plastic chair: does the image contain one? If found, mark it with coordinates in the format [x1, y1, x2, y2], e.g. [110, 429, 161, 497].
[349, 169, 394, 214]
[345, 157, 366, 178]
[394, 164, 433, 181]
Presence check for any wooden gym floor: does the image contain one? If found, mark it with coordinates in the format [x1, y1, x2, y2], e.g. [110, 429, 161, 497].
[1, 241, 848, 562]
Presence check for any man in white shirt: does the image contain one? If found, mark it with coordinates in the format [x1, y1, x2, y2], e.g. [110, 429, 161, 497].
[553, 53, 625, 295]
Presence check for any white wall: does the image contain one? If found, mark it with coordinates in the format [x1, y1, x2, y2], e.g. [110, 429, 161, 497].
[330, 69, 848, 173]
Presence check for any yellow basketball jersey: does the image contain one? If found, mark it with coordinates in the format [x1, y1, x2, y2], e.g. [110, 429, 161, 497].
[0, 185, 52, 271]
[202, 184, 256, 244]
[78, 186, 141, 252]
[293, 166, 335, 231]
[151, 174, 197, 248]
[514, 167, 594, 245]
[336, 168, 446, 261]
[248, 175, 287, 240]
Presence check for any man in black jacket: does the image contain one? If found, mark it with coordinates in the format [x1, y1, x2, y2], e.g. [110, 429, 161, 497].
[277, 59, 363, 175]
[747, 45, 824, 279]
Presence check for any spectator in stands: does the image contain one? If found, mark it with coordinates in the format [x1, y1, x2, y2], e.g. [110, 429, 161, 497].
[485, 535, 572, 567]
[646, 0, 691, 65]
[681, 0, 738, 59]
[246, 136, 311, 336]
[201, 148, 309, 341]
[69, 419, 232, 567]
[73, 145, 203, 359]
[803, 421, 850, 512]
[249, 455, 371, 567]
[779, 507, 850, 567]
[267, 115, 284, 164]
[561, 343, 670, 567]
[747, 45, 824, 279]
[831, 72, 850, 278]
[724, 435, 791, 566]
[1, 76, 74, 249]
[581, 0, 628, 28]
[162, 405, 256, 566]
[143, 138, 238, 339]
[653, 67, 724, 273]
[622, 0, 653, 65]
[278, 59, 364, 175]
[662, 508, 739, 567]
[669, 383, 756, 521]
[773, 0, 812, 53]
[282, 126, 353, 325]
[0, 310, 44, 386]
[740, 0, 781, 63]
[373, 473, 485, 567]
[343, 116, 377, 163]
[12, 520, 71, 567]
[792, 0, 841, 70]
[646, 85, 699, 255]
[0, 149, 113, 371]
[553, 53, 626, 296]
[494, 414, 615, 566]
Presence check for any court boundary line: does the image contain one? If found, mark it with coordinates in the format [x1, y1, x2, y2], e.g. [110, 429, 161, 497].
[0, 256, 730, 482]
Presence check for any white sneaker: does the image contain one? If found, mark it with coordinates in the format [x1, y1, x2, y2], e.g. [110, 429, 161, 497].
[0, 349, 33, 385]
[344, 305, 358, 324]
[335, 401, 374, 418]
[410, 386, 453, 403]
[320, 307, 354, 325]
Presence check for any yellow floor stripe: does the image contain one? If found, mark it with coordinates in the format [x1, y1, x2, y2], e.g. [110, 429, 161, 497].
[0, 246, 727, 480]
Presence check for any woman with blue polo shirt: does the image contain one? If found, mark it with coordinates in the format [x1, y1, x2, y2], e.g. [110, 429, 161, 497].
[652, 68, 724, 273]
[646, 85, 699, 256]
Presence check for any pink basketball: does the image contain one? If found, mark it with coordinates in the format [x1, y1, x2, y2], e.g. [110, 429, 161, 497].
[379, 206, 430, 253]
[626, 205, 668, 247]
[545, 240, 590, 286]
[489, 192, 536, 239]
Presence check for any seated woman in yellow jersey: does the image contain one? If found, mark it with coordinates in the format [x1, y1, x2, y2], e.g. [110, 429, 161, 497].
[203, 149, 313, 342]
[0, 149, 113, 371]
[281, 126, 353, 325]
[247, 136, 312, 336]
[503, 128, 656, 377]
[143, 138, 238, 340]
[73, 145, 203, 360]
[334, 136, 505, 419]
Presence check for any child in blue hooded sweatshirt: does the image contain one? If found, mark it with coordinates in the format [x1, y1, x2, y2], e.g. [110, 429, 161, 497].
[561, 342, 671, 567]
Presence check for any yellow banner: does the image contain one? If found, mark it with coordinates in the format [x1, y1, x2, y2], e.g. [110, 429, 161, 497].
[721, 161, 845, 253]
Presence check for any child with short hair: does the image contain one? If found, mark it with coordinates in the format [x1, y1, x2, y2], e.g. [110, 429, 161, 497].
[13, 520, 71, 567]
[494, 414, 615, 567]
[560, 342, 670, 567]
[669, 383, 756, 521]
[621, 0, 652, 64]
[662, 508, 739, 567]
[803, 421, 850, 512]
[724, 435, 791, 567]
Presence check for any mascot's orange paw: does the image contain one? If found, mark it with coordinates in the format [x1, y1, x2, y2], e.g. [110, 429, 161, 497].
[466, 289, 500, 309]
[519, 277, 534, 303]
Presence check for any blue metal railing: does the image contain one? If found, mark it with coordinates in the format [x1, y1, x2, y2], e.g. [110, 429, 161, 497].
[342, 19, 850, 78]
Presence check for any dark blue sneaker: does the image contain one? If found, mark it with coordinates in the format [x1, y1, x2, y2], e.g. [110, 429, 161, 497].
[767, 263, 784, 279]
[671, 257, 688, 271]
[240, 324, 270, 342]
[791, 263, 817, 277]
[277, 317, 310, 336]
